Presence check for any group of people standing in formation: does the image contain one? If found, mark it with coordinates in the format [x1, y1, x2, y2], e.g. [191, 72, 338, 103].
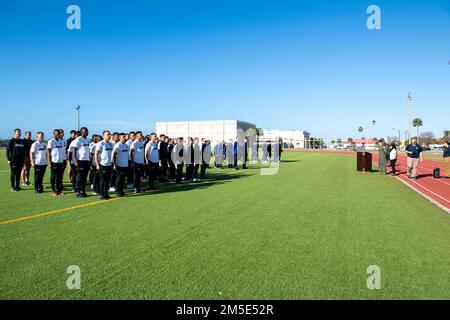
[377, 138, 450, 179]
[6, 128, 284, 200]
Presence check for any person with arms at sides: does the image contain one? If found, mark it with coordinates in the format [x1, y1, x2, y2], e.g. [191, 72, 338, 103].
[89, 134, 101, 196]
[214, 141, 224, 169]
[68, 131, 81, 192]
[30, 132, 48, 193]
[167, 138, 176, 181]
[377, 141, 387, 174]
[173, 137, 184, 184]
[59, 129, 68, 190]
[95, 131, 114, 200]
[109, 132, 120, 192]
[389, 143, 398, 176]
[278, 139, 283, 162]
[233, 139, 239, 169]
[201, 139, 211, 179]
[7, 128, 26, 192]
[130, 131, 145, 193]
[261, 140, 268, 163]
[242, 138, 249, 169]
[405, 138, 423, 180]
[226, 139, 233, 168]
[184, 137, 194, 182]
[72, 127, 91, 198]
[145, 133, 160, 190]
[158, 134, 168, 183]
[66, 130, 77, 184]
[143, 134, 151, 182]
[126, 131, 136, 189]
[21, 131, 33, 186]
[193, 138, 202, 182]
[88, 134, 97, 192]
[47, 129, 65, 196]
[113, 133, 129, 197]
[443, 140, 450, 178]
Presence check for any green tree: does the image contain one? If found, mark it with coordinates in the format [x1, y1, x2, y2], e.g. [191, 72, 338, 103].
[412, 118, 423, 142]
[443, 130, 450, 139]
[358, 126, 364, 139]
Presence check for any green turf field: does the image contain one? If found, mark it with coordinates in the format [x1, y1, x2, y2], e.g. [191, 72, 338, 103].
[0, 151, 449, 300]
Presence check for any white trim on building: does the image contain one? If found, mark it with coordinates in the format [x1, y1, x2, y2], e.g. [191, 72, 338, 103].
[262, 129, 311, 149]
[155, 120, 256, 143]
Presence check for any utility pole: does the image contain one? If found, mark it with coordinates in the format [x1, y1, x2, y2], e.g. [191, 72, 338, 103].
[76, 105, 81, 131]
[392, 128, 401, 143]
[407, 93, 412, 144]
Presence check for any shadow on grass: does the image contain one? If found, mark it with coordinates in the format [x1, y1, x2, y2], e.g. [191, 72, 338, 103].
[22, 170, 251, 198]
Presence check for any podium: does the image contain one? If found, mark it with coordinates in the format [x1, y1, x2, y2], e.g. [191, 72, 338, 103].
[357, 152, 372, 172]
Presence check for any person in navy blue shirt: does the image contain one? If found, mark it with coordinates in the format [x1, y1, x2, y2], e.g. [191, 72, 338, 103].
[405, 138, 423, 179]
[443, 141, 450, 178]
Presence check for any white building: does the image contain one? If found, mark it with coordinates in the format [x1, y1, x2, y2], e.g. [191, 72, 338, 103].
[155, 120, 256, 143]
[262, 129, 311, 149]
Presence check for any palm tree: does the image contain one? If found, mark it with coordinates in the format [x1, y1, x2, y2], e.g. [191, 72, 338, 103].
[444, 130, 450, 139]
[412, 118, 423, 142]
[358, 126, 364, 141]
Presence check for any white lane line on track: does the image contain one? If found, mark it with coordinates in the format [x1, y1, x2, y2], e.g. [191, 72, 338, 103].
[396, 176, 450, 214]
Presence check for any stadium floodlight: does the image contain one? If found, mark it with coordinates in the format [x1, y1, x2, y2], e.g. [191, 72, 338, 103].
[407, 92, 412, 144]
[392, 128, 401, 143]
[76, 105, 81, 131]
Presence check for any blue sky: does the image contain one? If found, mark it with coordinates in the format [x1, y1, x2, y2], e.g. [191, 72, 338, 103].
[0, 0, 449, 139]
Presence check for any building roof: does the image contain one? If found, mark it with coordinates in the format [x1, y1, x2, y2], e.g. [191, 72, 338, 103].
[345, 139, 376, 144]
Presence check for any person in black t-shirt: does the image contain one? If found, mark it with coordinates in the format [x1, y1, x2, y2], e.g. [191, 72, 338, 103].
[21, 131, 34, 186]
[7, 128, 26, 192]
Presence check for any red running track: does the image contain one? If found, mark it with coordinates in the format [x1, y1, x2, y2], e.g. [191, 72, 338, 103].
[285, 149, 449, 213]
[372, 153, 450, 213]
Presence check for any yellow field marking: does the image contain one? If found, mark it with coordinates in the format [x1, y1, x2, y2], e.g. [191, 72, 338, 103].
[0, 169, 242, 226]
[0, 198, 122, 226]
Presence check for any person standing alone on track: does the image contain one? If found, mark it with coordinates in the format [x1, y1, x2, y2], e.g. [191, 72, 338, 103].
[443, 141, 450, 178]
[405, 138, 423, 180]
[7, 129, 26, 192]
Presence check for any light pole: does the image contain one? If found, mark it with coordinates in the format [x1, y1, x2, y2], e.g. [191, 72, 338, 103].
[392, 128, 401, 143]
[76, 105, 81, 131]
[407, 93, 412, 144]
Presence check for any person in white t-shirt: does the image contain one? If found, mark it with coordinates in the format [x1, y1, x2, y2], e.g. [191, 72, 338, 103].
[68, 131, 80, 192]
[126, 131, 136, 188]
[95, 130, 114, 200]
[113, 133, 129, 197]
[130, 131, 145, 193]
[145, 133, 160, 190]
[389, 143, 398, 176]
[72, 127, 91, 198]
[59, 129, 68, 179]
[109, 132, 120, 192]
[30, 131, 48, 194]
[47, 129, 65, 196]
